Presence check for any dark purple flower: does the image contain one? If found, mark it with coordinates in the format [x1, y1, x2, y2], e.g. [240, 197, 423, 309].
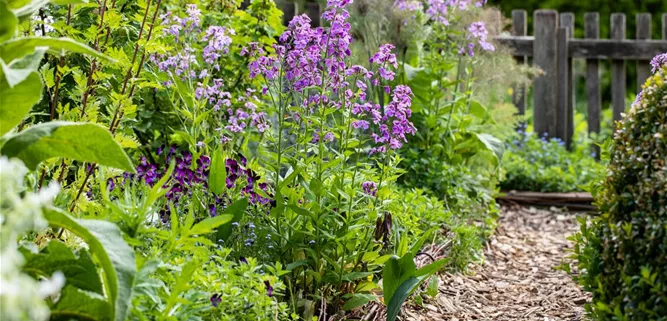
[239, 256, 248, 264]
[362, 181, 377, 196]
[264, 280, 273, 297]
[210, 293, 222, 307]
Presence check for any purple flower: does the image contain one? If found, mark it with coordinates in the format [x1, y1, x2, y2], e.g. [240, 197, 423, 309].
[210, 293, 222, 307]
[324, 132, 335, 142]
[362, 181, 377, 196]
[264, 280, 273, 297]
[650, 53, 667, 73]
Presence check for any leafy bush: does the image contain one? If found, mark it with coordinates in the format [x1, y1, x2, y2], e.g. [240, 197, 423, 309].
[569, 60, 667, 320]
[500, 125, 605, 192]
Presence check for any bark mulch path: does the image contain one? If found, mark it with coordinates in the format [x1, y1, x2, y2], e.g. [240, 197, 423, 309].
[402, 206, 591, 321]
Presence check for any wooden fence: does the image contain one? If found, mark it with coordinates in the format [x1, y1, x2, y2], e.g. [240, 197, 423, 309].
[265, 2, 667, 147]
[497, 10, 667, 147]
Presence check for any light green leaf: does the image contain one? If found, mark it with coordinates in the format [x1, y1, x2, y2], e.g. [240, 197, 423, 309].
[1, 121, 135, 172]
[475, 133, 504, 161]
[0, 70, 42, 135]
[209, 148, 227, 196]
[382, 254, 416, 306]
[1, 47, 46, 86]
[342, 293, 377, 311]
[0, 2, 17, 42]
[43, 208, 135, 321]
[50, 285, 113, 321]
[188, 214, 233, 236]
[0, 37, 111, 64]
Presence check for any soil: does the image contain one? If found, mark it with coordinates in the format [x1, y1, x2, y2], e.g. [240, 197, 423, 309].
[399, 205, 592, 321]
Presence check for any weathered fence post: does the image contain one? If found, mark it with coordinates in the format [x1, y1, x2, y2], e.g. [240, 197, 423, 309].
[556, 27, 570, 144]
[636, 13, 652, 90]
[512, 9, 527, 116]
[559, 13, 575, 148]
[584, 13, 601, 142]
[306, 1, 321, 27]
[281, 1, 297, 26]
[663, 14, 667, 40]
[533, 10, 559, 138]
[611, 13, 626, 122]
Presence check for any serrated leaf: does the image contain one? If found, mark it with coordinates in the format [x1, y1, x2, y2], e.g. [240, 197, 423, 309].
[0, 37, 110, 64]
[43, 208, 135, 321]
[0, 70, 42, 135]
[21, 241, 104, 295]
[1, 121, 135, 172]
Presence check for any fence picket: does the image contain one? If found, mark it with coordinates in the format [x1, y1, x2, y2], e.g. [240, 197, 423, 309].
[512, 10, 527, 116]
[636, 13, 652, 90]
[533, 10, 559, 137]
[557, 27, 570, 145]
[584, 13, 601, 140]
[611, 13, 626, 122]
[559, 13, 575, 148]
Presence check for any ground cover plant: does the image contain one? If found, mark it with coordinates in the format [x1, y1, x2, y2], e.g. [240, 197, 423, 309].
[1, 0, 522, 320]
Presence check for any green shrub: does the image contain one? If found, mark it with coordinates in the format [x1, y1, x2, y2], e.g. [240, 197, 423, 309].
[570, 65, 667, 320]
[501, 127, 605, 192]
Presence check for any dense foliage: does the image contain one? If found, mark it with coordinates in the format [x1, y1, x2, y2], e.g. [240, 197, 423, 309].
[500, 124, 605, 193]
[0, 0, 528, 320]
[569, 56, 667, 320]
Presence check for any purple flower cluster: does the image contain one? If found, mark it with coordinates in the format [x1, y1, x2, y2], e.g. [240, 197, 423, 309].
[394, 0, 423, 11]
[362, 181, 377, 196]
[202, 26, 235, 65]
[405, 0, 487, 26]
[465, 21, 495, 54]
[650, 53, 667, 74]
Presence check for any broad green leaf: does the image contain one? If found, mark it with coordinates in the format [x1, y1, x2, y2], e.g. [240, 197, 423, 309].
[1, 47, 46, 86]
[43, 208, 135, 321]
[385, 277, 420, 321]
[475, 133, 504, 162]
[215, 198, 248, 242]
[415, 259, 447, 278]
[1, 121, 135, 172]
[342, 293, 377, 311]
[0, 70, 42, 135]
[0, 37, 110, 64]
[209, 148, 227, 196]
[382, 254, 416, 306]
[188, 214, 233, 236]
[0, 2, 17, 42]
[342, 271, 374, 282]
[21, 241, 104, 295]
[50, 285, 113, 321]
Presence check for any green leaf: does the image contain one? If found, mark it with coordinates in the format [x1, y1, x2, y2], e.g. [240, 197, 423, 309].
[1, 48, 46, 86]
[1, 121, 135, 172]
[0, 37, 111, 64]
[342, 293, 377, 311]
[43, 208, 136, 321]
[382, 254, 416, 306]
[21, 241, 104, 295]
[209, 148, 227, 196]
[342, 271, 374, 282]
[50, 285, 113, 321]
[475, 133, 505, 162]
[188, 214, 233, 236]
[51, 0, 88, 4]
[0, 70, 42, 135]
[215, 198, 248, 242]
[0, 2, 17, 42]
[385, 277, 420, 321]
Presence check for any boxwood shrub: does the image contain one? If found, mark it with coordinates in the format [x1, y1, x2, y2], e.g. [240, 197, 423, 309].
[571, 64, 667, 320]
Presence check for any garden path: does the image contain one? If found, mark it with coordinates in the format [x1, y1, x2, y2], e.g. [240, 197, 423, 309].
[403, 206, 591, 321]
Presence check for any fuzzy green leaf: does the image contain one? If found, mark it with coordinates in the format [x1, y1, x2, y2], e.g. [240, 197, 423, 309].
[0, 37, 110, 64]
[0, 70, 42, 135]
[50, 285, 113, 321]
[1, 121, 135, 172]
[43, 208, 136, 321]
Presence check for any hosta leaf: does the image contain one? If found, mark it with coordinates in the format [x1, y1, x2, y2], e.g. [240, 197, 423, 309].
[50, 285, 112, 321]
[21, 241, 104, 295]
[1, 121, 135, 172]
[385, 277, 420, 321]
[0, 37, 110, 64]
[0, 70, 42, 135]
[44, 208, 136, 321]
